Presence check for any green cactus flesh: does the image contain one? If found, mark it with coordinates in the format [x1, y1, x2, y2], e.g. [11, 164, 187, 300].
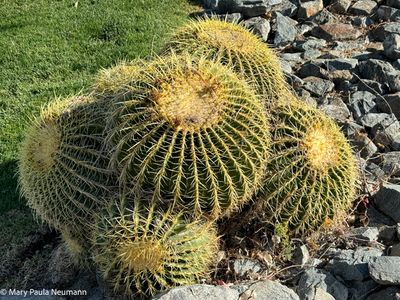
[163, 18, 287, 107]
[257, 99, 358, 235]
[106, 54, 270, 218]
[19, 96, 113, 236]
[92, 199, 218, 297]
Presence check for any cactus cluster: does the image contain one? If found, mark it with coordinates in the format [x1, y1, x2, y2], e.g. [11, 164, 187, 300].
[18, 18, 358, 298]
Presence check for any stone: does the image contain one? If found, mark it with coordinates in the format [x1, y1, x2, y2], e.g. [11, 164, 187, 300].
[274, 13, 298, 45]
[391, 243, 400, 256]
[329, 0, 352, 14]
[221, 13, 243, 22]
[319, 98, 351, 121]
[214, 0, 283, 17]
[302, 49, 322, 59]
[365, 162, 386, 182]
[376, 93, 400, 120]
[394, 59, 400, 69]
[296, 88, 318, 107]
[292, 245, 310, 267]
[245, 280, 300, 300]
[369, 256, 400, 284]
[384, 34, 400, 60]
[358, 59, 400, 92]
[311, 23, 362, 41]
[370, 115, 400, 148]
[349, 0, 377, 15]
[388, 0, 400, 9]
[374, 183, 400, 222]
[380, 152, 400, 177]
[204, 0, 219, 9]
[378, 225, 398, 243]
[244, 17, 270, 42]
[280, 52, 303, 65]
[359, 113, 392, 128]
[350, 131, 378, 158]
[365, 286, 400, 300]
[376, 5, 400, 22]
[303, 76, 334, 96]
[349, 91, 377, 120]
[297, 0, 324, 19]
[293, 37, 327, 51]
[346, 226, 379, 243]
[152, 284, 239, 300]
[357, 79, 390, 96]
[271, 0, 298, 17]
[281, 60, 293, 74]
[233, 258, 262, 276]
[328, 69, 353, 84]
[368, 205, 397, 226]
[352, 16, 374, 27]
[325, 58, 358, 71]
[371, 22, 400, 42]
[297, 268, 348, 300]
[298, 23, 315, 35]
[310, 9, 337, 24]
[348, 280, 380, 300]
[327, 247, 383, 281]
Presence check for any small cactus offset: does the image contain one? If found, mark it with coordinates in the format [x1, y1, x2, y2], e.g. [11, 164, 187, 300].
[19, 95, 113, 237]
[255, 99, 358, 236]
[92, 197, 219, 297]
[163, 18, 287, 107]
[106, 53, 270, 218]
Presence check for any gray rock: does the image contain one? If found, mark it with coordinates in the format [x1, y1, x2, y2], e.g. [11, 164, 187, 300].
[215, 0, 282, 17]
[292, 245, 310, 267]
[378, 225, 398, 243]
[280, 52, 303, 65]
[309, 9, 337, 25]
[371, 22, 400, 42]
[298, 23, 315, 35]
[327, 247, 383, 281]
[365, 286, 400, 300]
[325, 58, 358, 71]
[244, 17, 270, 41]
[391, 243, 400, 256]
[368, 205, 397, 226]
[220, 13, 243, 22]
[311, 23, 362, 40]
[369, 256, 400, 284]
[297, 0, 324, 19]
[296, 88, 318, 107]
[303, 76, 334, 96]
[359, 113, 392, 128]
[245, 280, 300, 300]
[380, 152, 400, 177]
[370, 114, 400, 148]
[319, 99, 351, 121]
[233, 258, 262, 276]
[333, 40, 365, 51]
[349, 91, 377, 120]
[384, 34, 400, 60]
[357, 79, 390, 96]
[350, 131, 378, 158]
[287, 74, 304, 89]
[346, 226, 380, 243]
[281, 60, 293, 74]
[376, 5, 400, 22]
[271, 0, 298, 17]
[293, 37, 327, 51]
[395, 59, 400, 69]
[348, 279, 380, 300]
[388, 0, 400, 9]
[152, 284, 239, 300]
[349, 0, 377, 15]
[352, 16, 375, 27]
[302, 49, 322, 59]
[328, 70, 353, 86]
[204, 0, 219, 9]
[329, 0, 352, 14]
[358, 59, 400, 92]
[374, 183, 400, 222]
[274, 13, 298, 45]
[376, 93, 400, 120]
[297, 268, 348, 300]
[365, 162, 386, 182]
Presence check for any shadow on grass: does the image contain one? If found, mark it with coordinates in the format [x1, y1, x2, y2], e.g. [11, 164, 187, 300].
[187, 0, 204, 7]
[0, 160, 25, 213]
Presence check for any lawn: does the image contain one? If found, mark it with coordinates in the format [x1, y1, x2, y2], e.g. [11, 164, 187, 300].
[0, 0, 200, 213]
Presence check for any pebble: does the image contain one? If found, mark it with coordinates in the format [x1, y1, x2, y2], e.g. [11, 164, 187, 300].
[376, 93, 400, 120]
[369, 256, 400, 285]
[374, 183, 400, 222]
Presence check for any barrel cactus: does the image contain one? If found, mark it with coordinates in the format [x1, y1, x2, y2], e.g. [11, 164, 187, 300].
[106, 53, 270, 218]
[163, 18, 287, 107]
[19, 95, 113, 236]
[92, 198, 218, 297]
[255, 99, 358, 235]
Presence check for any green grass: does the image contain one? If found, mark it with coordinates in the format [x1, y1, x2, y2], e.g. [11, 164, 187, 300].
[0, 0, 199, 213]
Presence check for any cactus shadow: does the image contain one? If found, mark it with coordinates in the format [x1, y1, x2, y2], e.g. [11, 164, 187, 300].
[0, 160, 24, 213]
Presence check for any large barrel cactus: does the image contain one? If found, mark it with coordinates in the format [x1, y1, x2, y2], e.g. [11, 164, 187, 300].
[106, 53, 270, 218]
[92, 197, 218, 297]
[163, 18, 287, 107]
[255, 99, 358, 235]
[19, 96, 113, 236]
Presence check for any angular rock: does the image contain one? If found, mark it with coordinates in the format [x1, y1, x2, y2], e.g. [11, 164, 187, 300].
[352, 16, 375, 28]
[327, 247, 383, 281]
[370, 114, 400, 148]
[376, 5, 400, 22]
[152, 284, 239, 300]
[297, 61, 328, 78]
[358, 59, 400, 92]
[369, 256, 400, 285]
[388, 0, 400, 9]
[349, 0, 377, 15]
[214, 0, 283, 17]
[280, 52, 303, 65]
[274, 13, 298, 45]
[371, 22, 400, 42]
[297, 268, 348, 300]
[303, 76, 334, 96]
[271, 1, 298, 17]
[325, 58, 358, 71]
[368, 205, 397, 226]
[293, 37, 327, 51]
[297, 0, 324, 19]
[348, 279, 380, 300]
[311, 23, 362, 41]
[302, 49, 322, 59]
[310, 9, 337, 25]
[245, 280, 300, 300]
[376, 93, 400, 120]
[329, 0, 352, 14]
[359, 113, 392, 128]
[379, 151, 400, 177]
[319, 98, 351, 121]
[374, 183, 400, 222]
[233, 258, 262, 276]
[244, 17, 270, 42]
[365, 286, 400, 300]
[357, 79, 390, 96]
[384, 34, 400, 60]
[350, 131, 378, 158]
[292, 245, 310, 267]
[349, 91, 377, 120]
[346, 226, 379, 243]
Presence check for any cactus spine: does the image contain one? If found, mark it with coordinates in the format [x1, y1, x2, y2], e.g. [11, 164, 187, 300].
[92, 197, 218, 297]
[163, 18, 288, 107]
[106, 53, 270, 218]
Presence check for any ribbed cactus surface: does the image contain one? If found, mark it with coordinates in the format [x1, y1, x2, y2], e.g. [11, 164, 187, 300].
[19, 96, 113, 236]
[163, 18, 287, 107]
[106, 54, 270, 218]
[92, 198, 218, 297]
[256, 99, 358, 235]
